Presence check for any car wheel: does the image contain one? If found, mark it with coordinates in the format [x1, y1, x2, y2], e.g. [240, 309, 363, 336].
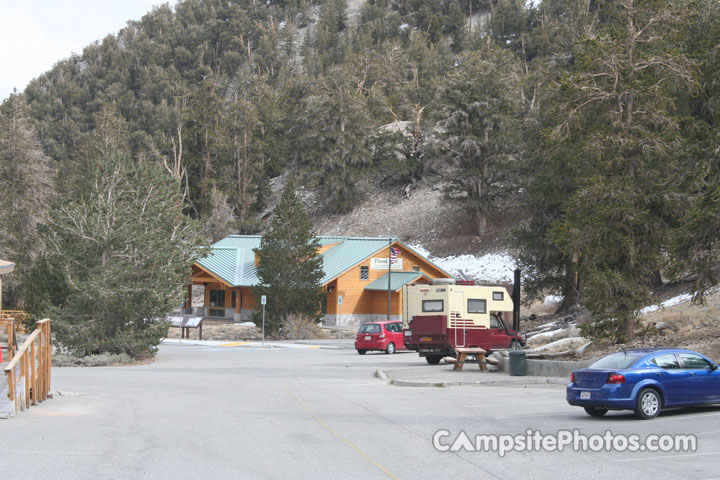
[426, 355, 442, 365]
[584, 406, 608, 417]
[357, 350, 367, 355]
[385, 342, 396, 355]
[510, 340, 522, 350]
[635, 388, 661, 419]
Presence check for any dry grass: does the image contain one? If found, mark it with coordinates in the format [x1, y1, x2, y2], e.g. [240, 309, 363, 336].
[281, 314, 329, 340]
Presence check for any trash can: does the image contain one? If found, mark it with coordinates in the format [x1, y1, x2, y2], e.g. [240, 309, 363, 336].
[508, 350, 526, 376]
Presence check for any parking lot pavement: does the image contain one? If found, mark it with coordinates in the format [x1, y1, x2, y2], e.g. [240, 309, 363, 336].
[2, 345, 720, 479]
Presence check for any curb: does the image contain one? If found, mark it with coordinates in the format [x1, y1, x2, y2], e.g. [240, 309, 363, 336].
[376, 368, 568, 388]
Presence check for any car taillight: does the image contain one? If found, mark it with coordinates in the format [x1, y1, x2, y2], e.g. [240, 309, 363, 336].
[607, 373, 625, 384]
[570, 373, 575, 383]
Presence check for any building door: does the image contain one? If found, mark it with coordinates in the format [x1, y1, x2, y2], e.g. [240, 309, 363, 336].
[209, 289, 226, 317]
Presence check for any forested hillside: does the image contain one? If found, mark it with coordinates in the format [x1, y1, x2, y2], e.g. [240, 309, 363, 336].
[1, 0, 719, 343]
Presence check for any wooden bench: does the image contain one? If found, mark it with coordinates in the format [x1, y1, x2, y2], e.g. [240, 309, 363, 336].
[452, 347, 489, 372]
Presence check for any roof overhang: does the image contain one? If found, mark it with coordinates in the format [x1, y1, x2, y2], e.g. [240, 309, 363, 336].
[364, 272, 430, 292]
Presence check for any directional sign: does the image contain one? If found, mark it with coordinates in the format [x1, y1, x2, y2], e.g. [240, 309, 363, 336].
[338, 295, 343, 305]
[261, 295, 267, 305]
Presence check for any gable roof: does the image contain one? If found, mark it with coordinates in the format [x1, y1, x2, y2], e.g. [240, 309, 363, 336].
[194, 235, 451, 287]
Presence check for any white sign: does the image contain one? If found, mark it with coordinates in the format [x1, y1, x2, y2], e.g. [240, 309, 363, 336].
[370, 258, 403, 270]
[338, 295, 343, 305]
[261, 295, 267, 305]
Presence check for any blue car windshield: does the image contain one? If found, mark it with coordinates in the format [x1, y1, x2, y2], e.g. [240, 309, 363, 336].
[590, 353, 643, 370]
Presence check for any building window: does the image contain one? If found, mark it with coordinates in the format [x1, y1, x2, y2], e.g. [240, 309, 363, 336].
[360, 266, 369, 280]
[468, 299, 487, 314]
[209, 289, 225, 307]
[231, 291, 236, 309]
[412, 266, 420, 272]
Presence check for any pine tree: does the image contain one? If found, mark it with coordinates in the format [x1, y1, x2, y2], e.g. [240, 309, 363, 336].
[438, 45, 525, 236]
[545, 0, 696, 341]
[44, 109, 208, 358]
[253, 180, 324, 335]
[0, 93, 54, 306]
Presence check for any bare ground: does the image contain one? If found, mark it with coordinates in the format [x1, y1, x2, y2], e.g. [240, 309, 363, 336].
[312, 179, 520, 257]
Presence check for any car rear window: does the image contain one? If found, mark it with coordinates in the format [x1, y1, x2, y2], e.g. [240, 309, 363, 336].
[652, 353, 681, 369]
[590, 353, 643, 370]
[358, 323, 381, 333]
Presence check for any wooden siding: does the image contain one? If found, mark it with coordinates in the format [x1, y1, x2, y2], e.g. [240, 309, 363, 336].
[191, 241, 449, 318]
[326, 243, 449, 315]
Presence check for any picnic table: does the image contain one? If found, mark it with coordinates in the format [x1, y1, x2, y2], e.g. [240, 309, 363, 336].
[445, 347, 494, 372]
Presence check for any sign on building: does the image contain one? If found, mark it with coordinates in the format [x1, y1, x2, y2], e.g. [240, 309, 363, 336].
[370, 258, 403, 270]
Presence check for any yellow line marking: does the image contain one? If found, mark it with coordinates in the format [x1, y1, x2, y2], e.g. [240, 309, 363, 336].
[303, 346, 321, 349]
[285, 388, 401, 480]
[218, 342, 250, 346]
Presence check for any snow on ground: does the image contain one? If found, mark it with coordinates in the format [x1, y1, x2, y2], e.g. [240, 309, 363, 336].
[640, 293, 694, 314]
[410, 245, 517, 283]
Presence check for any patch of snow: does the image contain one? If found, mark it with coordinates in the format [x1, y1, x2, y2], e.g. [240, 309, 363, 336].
[544, 295, 563, 306]
[640, 293, 693, 314]
[409, 245, 517, 283]
[528, 328, 565, 340]
[399, 23, 409, 30]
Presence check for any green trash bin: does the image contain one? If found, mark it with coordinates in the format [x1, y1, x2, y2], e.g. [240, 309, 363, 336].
[509, 350, 526, 376]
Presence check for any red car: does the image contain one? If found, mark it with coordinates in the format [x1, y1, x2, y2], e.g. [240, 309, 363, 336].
[355, 321, 406, 355]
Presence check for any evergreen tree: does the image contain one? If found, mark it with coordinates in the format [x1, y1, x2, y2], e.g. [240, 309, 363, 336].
[545, 0, 696, 341]
[437, 45, 525, 236]
[253, 180, 324, 335]
[0, 93, 55, 306]
[44, 109, 208, 358]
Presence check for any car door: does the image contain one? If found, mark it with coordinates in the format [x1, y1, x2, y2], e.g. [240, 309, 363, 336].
[677, 353, 720, 403]
[390, 322, 405, 349]
[488, 315, 509, 350]
[651, 353, 690, 405]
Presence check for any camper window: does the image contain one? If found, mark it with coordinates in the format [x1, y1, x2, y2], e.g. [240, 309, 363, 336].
[492, 291, 504, 301]
[468, 299, 487, 314]
[422, 299, 443, 312]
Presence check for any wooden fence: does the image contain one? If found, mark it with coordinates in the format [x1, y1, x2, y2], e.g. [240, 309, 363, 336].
[0, 310, 29, 333]
[1, 317, 19, 361]
[3, 319, 52, 413]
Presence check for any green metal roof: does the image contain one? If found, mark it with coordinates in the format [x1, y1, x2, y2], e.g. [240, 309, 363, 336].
[364, 271, 430, 292]
[194, 235, 450, 287]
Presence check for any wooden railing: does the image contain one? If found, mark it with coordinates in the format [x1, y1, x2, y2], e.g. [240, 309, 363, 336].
[1, 317, 19, 361]
[3, 319, 52, 414]
[0, 310, 29, 333]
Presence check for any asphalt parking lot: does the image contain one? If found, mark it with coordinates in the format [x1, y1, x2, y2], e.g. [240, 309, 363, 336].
[3, 343, 720, 480]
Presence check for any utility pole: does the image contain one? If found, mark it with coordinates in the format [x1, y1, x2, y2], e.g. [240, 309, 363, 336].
[387, 236, 392, 322]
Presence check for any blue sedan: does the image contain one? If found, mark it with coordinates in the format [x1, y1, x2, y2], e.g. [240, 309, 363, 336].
[567, 348, 720, 419]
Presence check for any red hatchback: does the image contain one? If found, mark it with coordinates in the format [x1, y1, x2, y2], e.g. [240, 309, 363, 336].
[355, 321, 406, 355]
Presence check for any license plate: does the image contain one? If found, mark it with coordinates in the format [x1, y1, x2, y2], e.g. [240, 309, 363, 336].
[580, 391, 591, 400]
[420, 336, 432, 342]
[365, 336, 371, 340]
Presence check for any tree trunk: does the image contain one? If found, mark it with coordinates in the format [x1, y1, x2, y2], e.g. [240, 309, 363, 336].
[556, 261, 580, 314]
